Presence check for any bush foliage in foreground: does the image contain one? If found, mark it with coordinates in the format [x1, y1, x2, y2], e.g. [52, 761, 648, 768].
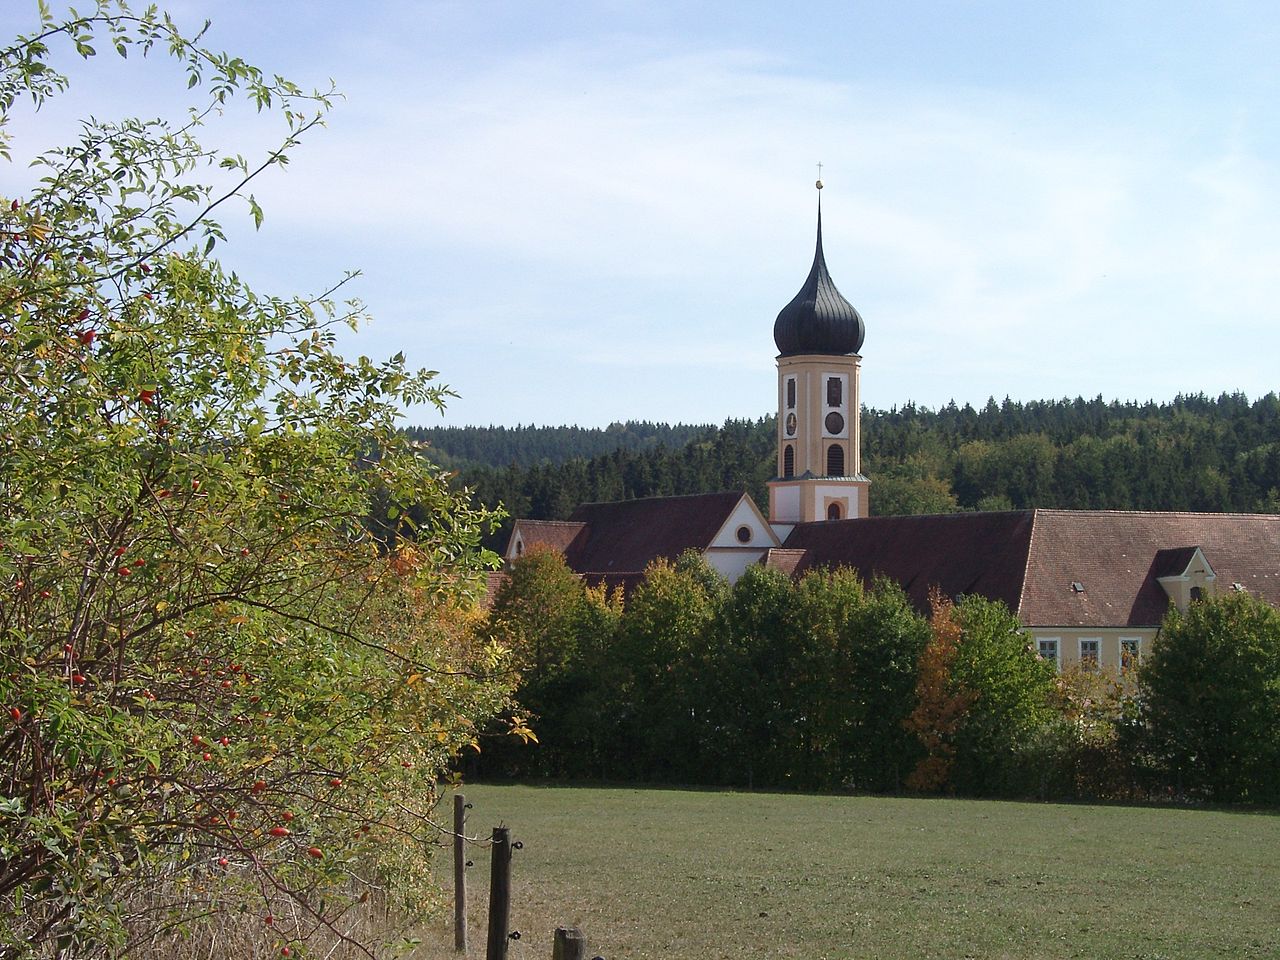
[1, 5, 511, 957]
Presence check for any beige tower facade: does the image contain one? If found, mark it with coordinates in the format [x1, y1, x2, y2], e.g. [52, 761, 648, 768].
[769, 352, 869, 523]
[766, 192, 870, 525]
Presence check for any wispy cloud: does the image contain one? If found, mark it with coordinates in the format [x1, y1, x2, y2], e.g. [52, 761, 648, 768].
[10, 3, 1280, 425]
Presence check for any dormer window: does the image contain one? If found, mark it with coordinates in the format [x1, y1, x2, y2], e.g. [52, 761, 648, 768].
[1155, 546, 1217, 613]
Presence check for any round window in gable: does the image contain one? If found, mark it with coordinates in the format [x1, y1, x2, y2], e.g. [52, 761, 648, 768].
[736, 525, 752, 544]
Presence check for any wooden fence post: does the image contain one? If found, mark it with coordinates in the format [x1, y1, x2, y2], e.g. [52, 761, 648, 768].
[484, 827, 513, 960]
[551, 926, 587, 960]
[453, 794, 467, 953]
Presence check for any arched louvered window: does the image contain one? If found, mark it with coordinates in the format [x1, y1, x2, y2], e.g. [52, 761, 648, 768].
[827, 444, 844, 477]
[783, 444, 795, 478]
[827, 502, 842, 521]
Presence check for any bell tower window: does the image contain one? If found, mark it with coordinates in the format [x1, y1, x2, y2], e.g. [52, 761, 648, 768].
[786, 378, 796, 409]
[827, 444, 844, 477]
[783, 445, 795, 478]
[827, 377, 842, 407]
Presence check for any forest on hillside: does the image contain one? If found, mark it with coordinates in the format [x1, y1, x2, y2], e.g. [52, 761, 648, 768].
[409, 392, 1280, 547]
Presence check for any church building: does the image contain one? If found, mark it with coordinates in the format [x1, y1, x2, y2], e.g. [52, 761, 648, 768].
[504, 184, 1280, 672]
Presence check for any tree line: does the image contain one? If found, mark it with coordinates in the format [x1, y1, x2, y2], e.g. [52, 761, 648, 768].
[406, 420, 716, 470]
[476, 547, 1280, 806]
[409, 392, 1280, 549]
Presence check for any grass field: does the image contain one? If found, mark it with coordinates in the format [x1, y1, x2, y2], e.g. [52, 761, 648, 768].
[412, 785, 1279, 960]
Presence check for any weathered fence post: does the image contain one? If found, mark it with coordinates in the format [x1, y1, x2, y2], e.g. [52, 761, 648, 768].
[484, 827, 513, 960]
[453, 794, 467, 953]
[551, 926, 587, 960]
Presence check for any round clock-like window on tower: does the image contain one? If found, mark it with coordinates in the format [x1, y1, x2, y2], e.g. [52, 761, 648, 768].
[824, 411, 845, 435]
[785, 412, 797, 436]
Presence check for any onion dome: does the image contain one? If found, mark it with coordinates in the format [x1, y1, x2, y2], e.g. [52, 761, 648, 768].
[773, 203, 865, 356]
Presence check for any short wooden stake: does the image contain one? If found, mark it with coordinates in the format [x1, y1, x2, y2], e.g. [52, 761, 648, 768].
[453, 794, 467, 953]
[484, 827, 513, 960]
[552, 926, 587, 960]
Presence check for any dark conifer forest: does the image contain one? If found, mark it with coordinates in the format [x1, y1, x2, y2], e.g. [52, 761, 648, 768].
[409, 393, 1280, 547]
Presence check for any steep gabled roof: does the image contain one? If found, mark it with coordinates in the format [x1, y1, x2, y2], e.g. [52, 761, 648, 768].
[781, 511, 1036, 614]
[510, 519, 589, 559]
[567, 491, 748, 575]
[1149, 546, 1202, 579]
[1019, 510, 1280, 627]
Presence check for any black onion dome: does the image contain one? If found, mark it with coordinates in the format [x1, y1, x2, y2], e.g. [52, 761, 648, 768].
[773, 207, 865, 356]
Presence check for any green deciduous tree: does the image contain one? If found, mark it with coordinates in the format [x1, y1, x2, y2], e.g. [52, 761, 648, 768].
[616, 552, 727, 782]
[790, 570, 929, 791]
[1136, 591, 1280, 803]
[948, 595, 1058, 795]
[697, 564, 795, 787]
[0, 5, 508, 956]
[905, 595, 1056, 796]
[484, 546, 623, 777]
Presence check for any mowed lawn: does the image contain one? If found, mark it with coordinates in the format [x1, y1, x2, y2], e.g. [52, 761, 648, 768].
[415, 785, 1278, 960]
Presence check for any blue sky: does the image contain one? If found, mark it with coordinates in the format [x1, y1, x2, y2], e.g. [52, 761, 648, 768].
[6, 1, 1280, 427]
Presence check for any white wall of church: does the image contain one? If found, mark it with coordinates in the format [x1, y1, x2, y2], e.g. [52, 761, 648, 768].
[771, 483, 801, 522]
[809, 483, 860, 520]
[706, 548, 769, 583]
[709, 499, 776, 549]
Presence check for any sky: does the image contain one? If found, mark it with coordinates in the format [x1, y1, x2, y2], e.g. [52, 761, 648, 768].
[5, 1, 1280, 428]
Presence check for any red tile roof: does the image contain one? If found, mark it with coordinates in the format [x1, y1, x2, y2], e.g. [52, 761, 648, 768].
[511, 519, 589, 557]
[481, 570, 509, 610]
[782, 511, 1035, 614]
[761, 548, 809, 577]
[1019, 510, 1280, 627]
[566, 491, 747, 575]
[510, 496, 1280, 629]
[781, 508, 1280, 628]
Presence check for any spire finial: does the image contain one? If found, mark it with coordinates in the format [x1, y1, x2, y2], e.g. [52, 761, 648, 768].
[815, 161, 824, 190]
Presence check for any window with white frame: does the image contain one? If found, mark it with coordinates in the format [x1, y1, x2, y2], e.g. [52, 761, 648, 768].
[1038, 638, 1060, 669]
[1120, 637, 1141, 673]
[1079, 638, 1100, 668]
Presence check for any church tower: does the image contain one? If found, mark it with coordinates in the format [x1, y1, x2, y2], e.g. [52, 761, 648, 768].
[767, 183, 870, 525]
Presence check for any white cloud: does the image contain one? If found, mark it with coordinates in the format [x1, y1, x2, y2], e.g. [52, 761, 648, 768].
[10, 3, 1280, 425]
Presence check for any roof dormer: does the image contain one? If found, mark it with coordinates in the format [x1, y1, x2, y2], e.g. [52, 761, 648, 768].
[1153, 545, 1217, 612]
